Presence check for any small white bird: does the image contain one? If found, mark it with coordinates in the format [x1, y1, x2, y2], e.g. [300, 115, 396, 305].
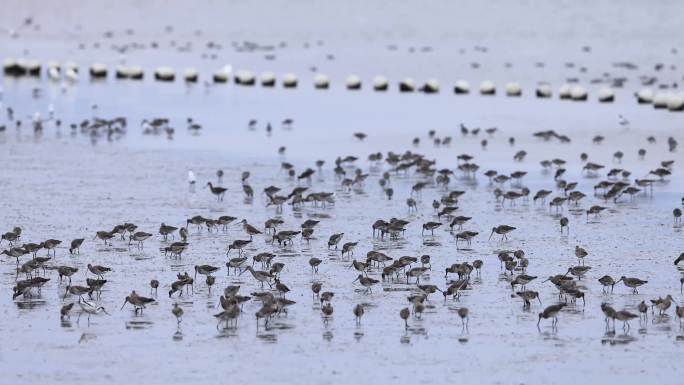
[618, 114, 630, 128]
[188, 170, 196, 192]
[65, 68, 78, 82]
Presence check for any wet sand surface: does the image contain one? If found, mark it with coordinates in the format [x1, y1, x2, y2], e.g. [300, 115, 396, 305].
[1, 1, 684, 385]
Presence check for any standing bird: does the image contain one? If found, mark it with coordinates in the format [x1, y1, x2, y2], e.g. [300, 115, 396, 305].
[60, 303, 74, 320]
[206, 182, 227, 201]
[615, 310, 638, 331]
[489, 225, 516, 241]
[69, 238, 84, 254]
[675, 208, 682, 226]
[159, 223, 178, 241]
[538, 304, 566, 328]
[328, 233, 344, 249]
[676, 306, 684, 328]
[353, 304, 364, 325]
[617, 276, 647, 294]
[309, 258, 322, 273]
[559, 217, 569, 234]
[240, 220, 262, 239]
[150, 279, 159, 295]
[188, 170, 196, 192]
[575, 246, 588, 265]
[598, 275, 616, 293]
[321, 303, 334, 323]
[457, 307, 469, 330]
[172, 303, 184, 325]
[311, 282, 322, 300]
[400, 307, 410, 330]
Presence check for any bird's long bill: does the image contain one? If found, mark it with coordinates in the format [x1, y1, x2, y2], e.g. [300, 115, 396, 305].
[616, 277, 624, 283]
[353, 276, 359, 283]
[537, 297, 543, 305]
[120, 299, 128, 310]
[101, 307, 111, 315]
[488, 230, 494, 240]
[542, 277, 550, 283]
[238, 268, 246, 276]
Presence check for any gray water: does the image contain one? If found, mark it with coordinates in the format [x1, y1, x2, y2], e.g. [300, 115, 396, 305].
[1, 2, 684, 385]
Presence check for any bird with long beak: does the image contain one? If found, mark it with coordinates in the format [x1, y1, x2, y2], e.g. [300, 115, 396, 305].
[489, 225, 516, 241]
[121, 291, 155, 313]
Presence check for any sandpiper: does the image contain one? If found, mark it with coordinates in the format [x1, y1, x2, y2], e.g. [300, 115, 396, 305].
[206, 182, 227, 201]
[129, 231, 152, 249]
[227, 257, 248, 275]
[309, 257, 322, 273]
[227, 239, 252, 255]
[150, 279, 159, 295]
[575, 246, 588, 265]
[60, 302, 74, 320]
[159, 223, 178, 240]
[353, 304, 364, 325]
[617, 276, 647, 294]
[240, 220, 263, 239]
[311, 282, 322, 299]
[69, 238, 84, 254]
[538, 303, 566, 328]
[400, 307, 410, 329]
[328, 233, 344, 249]
[172, 303, 184, 325]
[240, 266, 273, 288]
[354, 274, 380, 293]
[41, 239, 61, 256]
[489, 225, 516, 241]
[457, 307, 469, 329]
[87, 264, 111, 279]
[121, 290, 155, 313]
[597, 275, 616, 293]
[57, 266, 78, 283]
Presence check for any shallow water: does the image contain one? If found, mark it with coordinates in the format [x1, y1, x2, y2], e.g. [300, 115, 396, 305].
[2, 2, 684, 385]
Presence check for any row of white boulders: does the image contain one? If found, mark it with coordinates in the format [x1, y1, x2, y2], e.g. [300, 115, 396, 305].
[2, 59, 679, 109]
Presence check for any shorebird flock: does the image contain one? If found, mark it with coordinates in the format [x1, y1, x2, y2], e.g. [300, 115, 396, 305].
[3, 106, 684, 338]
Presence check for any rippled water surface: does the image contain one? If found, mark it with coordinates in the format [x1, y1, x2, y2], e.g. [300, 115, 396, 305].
[1, 1, 684, 385]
